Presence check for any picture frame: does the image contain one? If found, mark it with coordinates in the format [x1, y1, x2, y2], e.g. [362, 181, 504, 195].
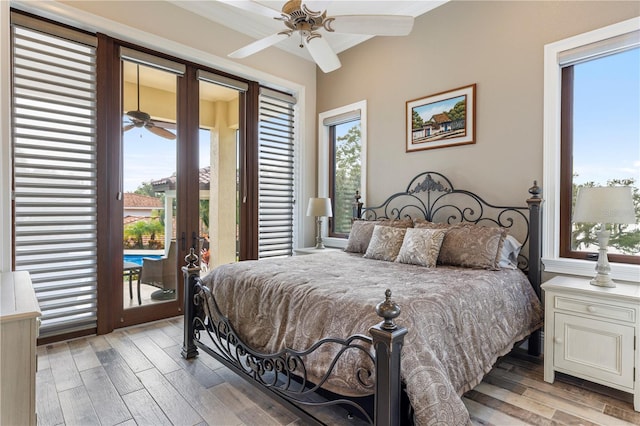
[406, 84, 476, 152]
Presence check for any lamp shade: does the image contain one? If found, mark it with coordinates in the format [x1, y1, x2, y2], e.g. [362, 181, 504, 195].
[573, 186, 636, 224]
[306, 197, 333, 217]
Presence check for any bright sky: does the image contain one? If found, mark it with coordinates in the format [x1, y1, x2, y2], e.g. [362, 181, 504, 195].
[572, 47, 640, 186]
[123, 126, 210, 192]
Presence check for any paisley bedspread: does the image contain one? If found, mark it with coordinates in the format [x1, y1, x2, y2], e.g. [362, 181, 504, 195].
[200, 251, 543, 425]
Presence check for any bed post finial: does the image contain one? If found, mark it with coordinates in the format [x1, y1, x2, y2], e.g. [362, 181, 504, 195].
[353, 190, 363, 219]
[376, 289, 401, 330]
[528, 180, 541, 199]
[185, 247, 199, 269]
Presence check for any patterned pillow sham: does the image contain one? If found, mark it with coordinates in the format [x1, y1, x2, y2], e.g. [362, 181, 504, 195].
[363, 225, 407, 262]
[414, 221, 507, 270]
[345, 218, 413, 254]
[395, 227, 447, 268]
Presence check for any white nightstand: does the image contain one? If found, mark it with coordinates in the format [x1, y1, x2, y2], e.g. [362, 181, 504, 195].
[294, 247, 343, 256]
[541, 275, 639, 412]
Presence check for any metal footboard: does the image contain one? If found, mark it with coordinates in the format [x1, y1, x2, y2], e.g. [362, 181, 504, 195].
[181, 249, 408, 425]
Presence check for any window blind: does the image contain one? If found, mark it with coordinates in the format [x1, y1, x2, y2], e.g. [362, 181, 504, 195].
[258, 88, 296, 259]
[11, 17, 98, 339]
[559, 30, 639, 67]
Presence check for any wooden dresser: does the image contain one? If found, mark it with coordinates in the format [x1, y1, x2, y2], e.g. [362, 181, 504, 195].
[1, 271, 41, 425]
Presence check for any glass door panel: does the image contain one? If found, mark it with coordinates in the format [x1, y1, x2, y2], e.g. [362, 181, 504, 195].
[199, 80, 240, 273]
[122, 60, 178, 308]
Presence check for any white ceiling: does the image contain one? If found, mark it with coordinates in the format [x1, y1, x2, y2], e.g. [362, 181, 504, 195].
[169, 0, 448, 63]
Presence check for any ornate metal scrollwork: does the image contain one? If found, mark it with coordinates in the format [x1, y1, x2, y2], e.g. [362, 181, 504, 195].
[190, 277, 376, 424]
[358, 171, 533, 272]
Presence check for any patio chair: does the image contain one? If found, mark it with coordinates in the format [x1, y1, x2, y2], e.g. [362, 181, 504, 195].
[140, 240, 177, 300]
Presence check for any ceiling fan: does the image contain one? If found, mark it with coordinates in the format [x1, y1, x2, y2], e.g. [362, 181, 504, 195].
[123, 64, 176, 140]
[223, 0, 415, 73]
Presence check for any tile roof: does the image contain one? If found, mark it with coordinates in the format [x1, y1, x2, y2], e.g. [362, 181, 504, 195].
[151, 166, 211, 191]
[431, 112, 451, 124]
[124, 193, 163, 208]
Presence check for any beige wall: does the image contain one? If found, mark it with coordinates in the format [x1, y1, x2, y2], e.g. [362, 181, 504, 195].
[317, 1, 639, 207]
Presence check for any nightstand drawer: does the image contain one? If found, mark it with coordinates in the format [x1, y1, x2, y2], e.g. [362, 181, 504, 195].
[554, 296, 635, 323]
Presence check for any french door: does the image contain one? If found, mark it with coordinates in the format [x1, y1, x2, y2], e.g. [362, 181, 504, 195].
[113, 49, 248, 328]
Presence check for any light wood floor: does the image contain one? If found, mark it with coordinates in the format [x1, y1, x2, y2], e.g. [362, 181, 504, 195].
[36, 317, 639, 426]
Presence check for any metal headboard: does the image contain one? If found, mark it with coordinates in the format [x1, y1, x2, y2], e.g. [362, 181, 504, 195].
[354, 171, 542, 273]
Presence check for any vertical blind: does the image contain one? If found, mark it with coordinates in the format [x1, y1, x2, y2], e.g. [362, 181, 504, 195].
[11, 16, 98, 339]
[258, 88, 296, 258]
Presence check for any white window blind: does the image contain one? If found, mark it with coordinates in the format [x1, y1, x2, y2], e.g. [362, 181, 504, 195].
[258, 88, 296, 259]
[11, 17, 98, 339]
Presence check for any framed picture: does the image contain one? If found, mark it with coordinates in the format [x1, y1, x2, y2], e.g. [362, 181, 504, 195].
[406, 84, 476, 152]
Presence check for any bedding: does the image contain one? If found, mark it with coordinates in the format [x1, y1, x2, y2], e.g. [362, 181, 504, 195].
[200, 251, 544, 425]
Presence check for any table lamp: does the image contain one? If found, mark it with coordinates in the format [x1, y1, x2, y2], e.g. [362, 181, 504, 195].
[573, 186, 636, 287]
[306, 197, 333, 249]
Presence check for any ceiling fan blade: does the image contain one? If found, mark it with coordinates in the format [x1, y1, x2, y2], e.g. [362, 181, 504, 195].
[327, 15, 414, 36]
[305, 36, 341, 73]
[123, 124, 135, 132]
[229, 32, 291, 59]
[302, 1, 331, 13]
[216, 0, 282, 19]
[146, 124, 176, 140]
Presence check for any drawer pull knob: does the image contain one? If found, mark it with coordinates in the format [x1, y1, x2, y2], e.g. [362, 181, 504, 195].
[553, 337, 563, 344]
[587, 306, 596, 313]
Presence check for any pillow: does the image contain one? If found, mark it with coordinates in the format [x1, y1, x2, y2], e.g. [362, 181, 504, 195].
[395, 227, 447, 268]
[363, 225, 407, 262]
[498, 235, 522, 269]
[415, 221, 507, 270]
[345, 218, 413, 254]
[413, 218, 449, 229]
[439, 224, 507, 270]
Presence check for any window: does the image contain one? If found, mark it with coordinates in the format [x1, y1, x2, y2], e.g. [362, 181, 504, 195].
[329, 117, 361, 237]
[318, 101, 367, 247]
[543, 18, 639, 281]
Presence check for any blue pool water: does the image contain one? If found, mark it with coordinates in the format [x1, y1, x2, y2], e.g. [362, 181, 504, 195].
[124, 254, 161, 266]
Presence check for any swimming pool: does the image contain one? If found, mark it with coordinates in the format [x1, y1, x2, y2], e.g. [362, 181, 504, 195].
[123, 254, 161, 265]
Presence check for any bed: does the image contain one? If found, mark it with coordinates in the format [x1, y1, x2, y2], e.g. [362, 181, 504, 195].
[181, 171, 544, 425]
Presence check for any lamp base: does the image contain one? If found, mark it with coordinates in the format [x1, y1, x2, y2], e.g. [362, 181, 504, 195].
[590, 273, 616, 288]
[590, 226, 615, 288]
[314, 216, 325, 249]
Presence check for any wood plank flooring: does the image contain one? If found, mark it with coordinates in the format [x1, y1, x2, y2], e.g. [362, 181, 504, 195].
[36, 317, 639, 425]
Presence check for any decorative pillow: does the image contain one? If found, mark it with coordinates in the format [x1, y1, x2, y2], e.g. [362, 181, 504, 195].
[363, 225, 407, 262]
[439, 224, 507, 270]
[345, 218, 413, 254]
[498, 235, 522, 269]
[413, 218, 450, 229]
[395, 227, 447, 268]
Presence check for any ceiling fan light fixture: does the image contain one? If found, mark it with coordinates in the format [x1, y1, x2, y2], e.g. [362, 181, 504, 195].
[123, 64, 176, 140]
[225, 0, 415, 73]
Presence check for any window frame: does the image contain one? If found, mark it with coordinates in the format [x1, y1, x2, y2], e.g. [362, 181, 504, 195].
[542, 17, 640, 281]
[318, 100, 367, 249]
